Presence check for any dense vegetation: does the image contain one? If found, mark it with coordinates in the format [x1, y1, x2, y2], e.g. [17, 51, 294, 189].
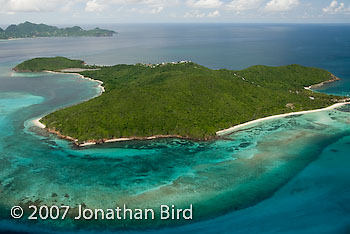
[0, 21, 116, 39]
[16, 57, 338, 142]
[14, 57, 86, 72]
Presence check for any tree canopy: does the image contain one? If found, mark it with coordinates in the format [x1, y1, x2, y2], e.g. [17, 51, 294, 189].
[16, 57, 338, 142]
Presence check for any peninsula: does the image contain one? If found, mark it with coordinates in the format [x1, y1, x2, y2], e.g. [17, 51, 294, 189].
[14, 57, 343, 145]
[0, 22, 116, 40]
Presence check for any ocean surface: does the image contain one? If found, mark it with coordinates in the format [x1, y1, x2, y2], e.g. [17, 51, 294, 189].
[0, 24, 350, 233]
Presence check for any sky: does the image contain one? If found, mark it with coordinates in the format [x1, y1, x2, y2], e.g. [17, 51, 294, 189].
[0, 0, 349, 26]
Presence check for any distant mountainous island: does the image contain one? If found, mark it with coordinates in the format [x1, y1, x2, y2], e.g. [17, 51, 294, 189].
[14, 57, 343, 146]
[0, 21, 116, 39]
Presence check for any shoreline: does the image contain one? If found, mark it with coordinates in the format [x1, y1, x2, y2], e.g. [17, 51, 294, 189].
[32, 118, 46, 129]
[79, 135, 193, 147]
[30, 69, 105, 134]
[216, 101, 350, 136]
[304, 74, 341, 90]
[44, 70, 106, 93]
[34, 101, 350, 147]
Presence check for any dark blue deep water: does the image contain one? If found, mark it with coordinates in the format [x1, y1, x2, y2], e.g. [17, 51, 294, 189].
[0, 24, 350, 234]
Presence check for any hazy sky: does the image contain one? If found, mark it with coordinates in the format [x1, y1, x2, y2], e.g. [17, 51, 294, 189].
[0, 0, 349, 26]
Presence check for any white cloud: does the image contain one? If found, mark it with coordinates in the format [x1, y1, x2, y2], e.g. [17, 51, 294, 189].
[85, 0, 106, 12]
[83, 0, 170, 14]
[208, 9, 220, 17]
[184, 9, 220, 18]
[187, 0, 223, 9]
[227, 0, 263, 11]
[265, 0, 299, 12]
[184, 10, 206, 18]
[150, 6, 164, 14]
[62, 1, 75, 12]
[97, 0, 169, 7]
[322, 0, 350, 14]
[0, 0, 66, 12]
[83, 0, 169, 14]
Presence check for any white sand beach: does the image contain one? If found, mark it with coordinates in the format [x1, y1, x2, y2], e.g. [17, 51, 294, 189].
[216, 102, 350, 136]
[60, 68, 100, 72]
[45, 70, 105, 94]
[32, 118, 46, 128]
[104, 138, 133, 143]
[79, 142, 97, 147]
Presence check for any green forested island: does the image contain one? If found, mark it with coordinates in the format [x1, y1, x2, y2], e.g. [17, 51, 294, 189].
[13, 57, 87, 72]
[0, 22, 116, 39]
[15, 57, 340, 143]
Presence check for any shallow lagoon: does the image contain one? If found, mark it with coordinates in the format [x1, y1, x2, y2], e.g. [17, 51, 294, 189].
[1, 24, 350, 233]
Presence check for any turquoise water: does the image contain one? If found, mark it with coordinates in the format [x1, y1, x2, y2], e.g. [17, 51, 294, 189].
[0, 24, 350, 233]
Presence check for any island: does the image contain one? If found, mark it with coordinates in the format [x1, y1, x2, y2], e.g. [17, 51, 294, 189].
[14, 57, 345, 146]
[0, 21, 116, 39]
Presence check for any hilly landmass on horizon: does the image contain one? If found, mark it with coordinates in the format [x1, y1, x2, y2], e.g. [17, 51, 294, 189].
[0, 21, 116, 39]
